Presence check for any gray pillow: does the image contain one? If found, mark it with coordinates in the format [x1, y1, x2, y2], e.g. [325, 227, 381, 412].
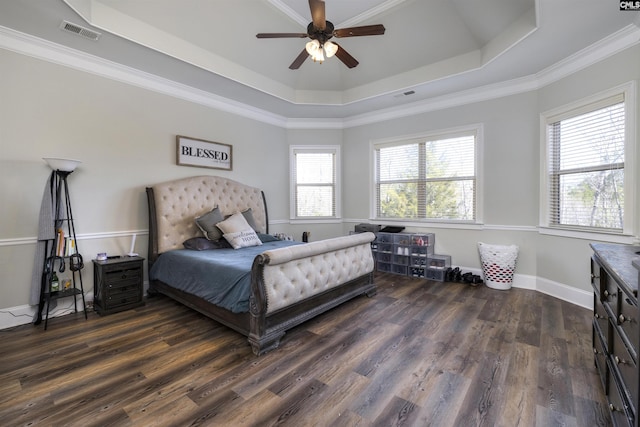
[241, 208, 259, 231]
[195, 207, 224, 240]
[183, 237, 230, 250]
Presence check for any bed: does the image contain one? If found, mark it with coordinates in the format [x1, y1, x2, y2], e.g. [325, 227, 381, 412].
[146, 175, 376, 355]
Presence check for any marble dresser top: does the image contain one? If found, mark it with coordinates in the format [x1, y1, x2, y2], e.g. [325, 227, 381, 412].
[590, 243, 640, 292]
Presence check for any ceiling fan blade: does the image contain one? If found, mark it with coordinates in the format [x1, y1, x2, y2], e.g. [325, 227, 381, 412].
[309, 0, 326, 31]
[289, 49, 309, 70]
[256, 33, 308, 38]
[334, 44, 359, 69]
[334, 24, 386, 38]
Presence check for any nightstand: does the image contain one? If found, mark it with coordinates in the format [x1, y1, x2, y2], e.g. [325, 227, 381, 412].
[93, 256, 145, 315]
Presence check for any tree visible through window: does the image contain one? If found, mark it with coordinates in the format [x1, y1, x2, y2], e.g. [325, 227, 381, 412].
[290, 146, 339, 219]
[375, 132, 476, 221]
[546, 95, 625, 231]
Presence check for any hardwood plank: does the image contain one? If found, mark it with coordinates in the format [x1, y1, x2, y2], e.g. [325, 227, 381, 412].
[0, 272, 610, 426]
[500, 342, 540, 426]
[537, 334, 576, 417]
[453, 350, 509, 426]
[414, 370, 470, 427]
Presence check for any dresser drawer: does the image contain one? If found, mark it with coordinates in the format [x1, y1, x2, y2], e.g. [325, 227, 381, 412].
[593, 320, 609, 393]
[618, 293, 638, 360]
[608, 358, 635, 427]
[594, 294, 610, 343]
[611, 329, 638, 416]
[603, 281, 620, 316]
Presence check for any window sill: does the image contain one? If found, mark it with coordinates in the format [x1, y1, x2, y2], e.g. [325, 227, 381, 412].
[538, 226, 638, 244]
[290, 218, 342, 225]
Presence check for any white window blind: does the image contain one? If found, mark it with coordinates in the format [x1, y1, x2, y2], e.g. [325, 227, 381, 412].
[546, 94, 625, 231]
[291, 147, 338, 218]
[375, 132, 476, 221]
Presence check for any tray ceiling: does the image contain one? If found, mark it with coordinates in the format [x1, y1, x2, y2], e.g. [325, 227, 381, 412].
[0, 0, 638, 120]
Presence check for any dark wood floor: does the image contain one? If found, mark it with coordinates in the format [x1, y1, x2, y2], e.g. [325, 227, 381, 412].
[0, 273, 610, 426]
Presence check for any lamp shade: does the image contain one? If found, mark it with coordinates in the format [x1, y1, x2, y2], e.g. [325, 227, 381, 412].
[324, 41, 338, 58]
[43, 157, 81, 172]
[305, 39, 320, 55]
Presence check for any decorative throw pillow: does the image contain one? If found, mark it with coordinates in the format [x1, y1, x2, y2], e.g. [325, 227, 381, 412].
[217, 212, 263, 249]
[223, 230, 263, 249]
[257, 233, 278, 243]
[195, 207, 224, 241]
[183, 237, 230, 250]
[216, 212, 250, 234]
[241, 208, 259, 231]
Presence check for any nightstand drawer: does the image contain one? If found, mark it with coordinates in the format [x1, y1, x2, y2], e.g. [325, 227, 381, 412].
[105, 280, 140, 296]
[104, 289, 142, 310]
[105, 267, 142, 283]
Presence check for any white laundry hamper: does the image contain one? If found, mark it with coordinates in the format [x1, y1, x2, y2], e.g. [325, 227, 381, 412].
[478, 242, 519, 290]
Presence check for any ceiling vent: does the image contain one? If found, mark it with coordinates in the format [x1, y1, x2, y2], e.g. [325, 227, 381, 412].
[59, 20, 101, 41]
[393, 90, 416, 98]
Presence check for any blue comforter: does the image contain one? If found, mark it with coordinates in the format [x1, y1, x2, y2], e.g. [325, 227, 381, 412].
[149, 240, 300, 313]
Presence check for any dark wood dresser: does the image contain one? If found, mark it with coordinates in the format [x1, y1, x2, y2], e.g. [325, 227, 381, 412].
[93, 256, 145, 315]
[591, 243, 640, 426]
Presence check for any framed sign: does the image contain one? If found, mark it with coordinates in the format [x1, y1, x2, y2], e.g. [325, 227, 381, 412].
[176, 135, 232, 171]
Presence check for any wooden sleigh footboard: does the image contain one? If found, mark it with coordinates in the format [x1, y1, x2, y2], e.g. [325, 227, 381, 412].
[248, 232, 376, 355]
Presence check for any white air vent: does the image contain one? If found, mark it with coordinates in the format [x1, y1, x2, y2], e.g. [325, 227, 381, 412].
[59, 20, 101, 41]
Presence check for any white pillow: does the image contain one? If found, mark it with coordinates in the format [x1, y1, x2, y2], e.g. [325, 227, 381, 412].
[223, 229, 263, 249]
[217, 212, 262, 249]
[216, 212, 250, 234]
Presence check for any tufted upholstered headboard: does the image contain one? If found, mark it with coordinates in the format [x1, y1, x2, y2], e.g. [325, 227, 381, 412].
[146, 175, 268, 258]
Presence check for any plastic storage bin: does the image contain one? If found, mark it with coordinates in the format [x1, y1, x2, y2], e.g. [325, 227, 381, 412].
[427, 254, 451, 269]
[426, 268, 446, 281]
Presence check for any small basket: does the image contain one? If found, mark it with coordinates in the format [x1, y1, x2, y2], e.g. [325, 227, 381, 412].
[478, 242, 519, 290]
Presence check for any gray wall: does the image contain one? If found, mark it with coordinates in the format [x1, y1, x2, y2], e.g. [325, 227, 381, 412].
[1, 40, 639, 317]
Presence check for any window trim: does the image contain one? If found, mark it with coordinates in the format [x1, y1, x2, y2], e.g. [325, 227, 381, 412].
[289, 145, 341, 222]
[539, 81, 636, 239]
[370, 124, 484, 224]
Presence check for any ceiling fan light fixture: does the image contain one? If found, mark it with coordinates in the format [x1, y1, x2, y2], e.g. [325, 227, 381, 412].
[324, 41, 338, 58]
[305, 39, 320, 55]
[312, 48, 324, 63]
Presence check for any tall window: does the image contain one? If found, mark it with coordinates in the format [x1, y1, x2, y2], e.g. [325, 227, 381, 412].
[290, 146, 340, 219]
[374, 128, 478, 222]
[542, 85, 634, 234]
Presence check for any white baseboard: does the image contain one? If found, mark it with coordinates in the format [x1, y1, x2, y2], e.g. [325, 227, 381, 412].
[0, 274, 593, 330]
[0, 292, 93, 330]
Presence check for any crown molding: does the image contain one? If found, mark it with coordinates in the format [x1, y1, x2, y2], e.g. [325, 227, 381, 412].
[0, 25, 289, 128]
[1, 22, 638, 130]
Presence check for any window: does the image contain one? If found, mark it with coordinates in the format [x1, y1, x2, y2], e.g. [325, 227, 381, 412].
[542, 83, 635, 235]
[373, 127, 479, 222]
[290, 145, 340, 219]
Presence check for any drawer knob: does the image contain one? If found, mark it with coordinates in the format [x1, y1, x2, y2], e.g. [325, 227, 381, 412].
[615, 356, 628, 365]
[594, 313, 600, 319]
[591, 274, 599, 279]
[593, 347, 599, 354]
[609, 403, 620, 412]
[618, 314, 628, 324]
[604, 290, 616, 298]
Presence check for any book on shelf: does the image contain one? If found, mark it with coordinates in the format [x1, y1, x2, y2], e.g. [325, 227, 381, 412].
[56, 228, 65, 256]
[66, 238, 76, 256]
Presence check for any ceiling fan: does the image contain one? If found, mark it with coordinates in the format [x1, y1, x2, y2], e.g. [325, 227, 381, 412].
[256, 0, 386, 69]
